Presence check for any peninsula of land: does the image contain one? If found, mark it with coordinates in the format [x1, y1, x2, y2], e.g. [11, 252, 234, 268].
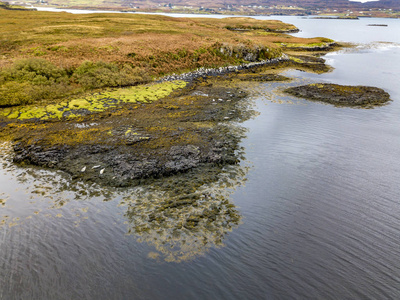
[0, 9, 389, 187]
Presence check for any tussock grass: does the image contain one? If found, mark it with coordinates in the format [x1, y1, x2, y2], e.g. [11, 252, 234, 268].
[194, 17, 299, 32]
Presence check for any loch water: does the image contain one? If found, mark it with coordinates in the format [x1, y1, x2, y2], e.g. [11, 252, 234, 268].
[1, 15, 400, 299]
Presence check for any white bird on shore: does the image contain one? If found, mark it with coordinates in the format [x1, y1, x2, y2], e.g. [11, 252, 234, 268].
[81, 166, 86, 172]
[100, 168, 105, 174]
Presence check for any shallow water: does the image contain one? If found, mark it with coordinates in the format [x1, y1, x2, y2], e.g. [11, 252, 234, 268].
[1, 15, 400, 299]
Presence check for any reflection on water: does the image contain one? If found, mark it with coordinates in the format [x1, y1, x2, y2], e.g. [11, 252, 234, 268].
[0, 142, 113, 228]
[123, 164, 246, 262]
[0, 121, 249, 262]
[2, 17, 400, 297]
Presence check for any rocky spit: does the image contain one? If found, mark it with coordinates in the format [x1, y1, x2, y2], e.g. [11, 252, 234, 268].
[158, 55, 290, 83]
[282, 42, 338, 52]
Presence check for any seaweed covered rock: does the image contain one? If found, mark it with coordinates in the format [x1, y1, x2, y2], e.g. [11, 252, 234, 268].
[8, 77, 254, 187]
[284, 83, 391, 107]
[236, 73, 290, 82]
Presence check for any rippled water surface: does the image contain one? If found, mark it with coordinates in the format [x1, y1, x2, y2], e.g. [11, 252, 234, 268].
[1, 15, 400, 299]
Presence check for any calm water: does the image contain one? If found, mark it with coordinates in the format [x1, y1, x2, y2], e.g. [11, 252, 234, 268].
[1, 14, 400, 299]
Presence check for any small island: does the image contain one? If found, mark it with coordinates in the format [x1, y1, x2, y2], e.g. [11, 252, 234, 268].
[367, 24, 388, 27]
[313, 16, 359, 20]
[284, 83, 391, 107]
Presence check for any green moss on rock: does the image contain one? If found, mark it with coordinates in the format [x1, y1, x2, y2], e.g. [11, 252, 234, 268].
[0, 81, 187, 121]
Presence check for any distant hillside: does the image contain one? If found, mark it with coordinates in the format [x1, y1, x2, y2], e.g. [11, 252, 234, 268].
[22, 0, 400, 15]
[119, 0, 400, 10]
[0, 1, 36, 10]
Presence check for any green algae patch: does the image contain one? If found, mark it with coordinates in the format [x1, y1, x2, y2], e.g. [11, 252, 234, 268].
[277, 40, 336, 51]
[0, 81, 187, 121]
[288, 56, 304, 63]
[285, 42, 332, 48]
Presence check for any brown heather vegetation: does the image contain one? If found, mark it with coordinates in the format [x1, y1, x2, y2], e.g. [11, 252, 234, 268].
[0, 9, 331, 106]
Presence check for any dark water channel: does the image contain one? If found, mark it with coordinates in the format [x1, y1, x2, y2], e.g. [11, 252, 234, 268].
[1, 15, 400, 299]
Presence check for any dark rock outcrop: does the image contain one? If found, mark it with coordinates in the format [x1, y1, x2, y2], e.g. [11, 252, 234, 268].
[284, 83, 391, 107]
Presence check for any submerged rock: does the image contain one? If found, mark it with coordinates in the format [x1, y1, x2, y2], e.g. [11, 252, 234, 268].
[284, 83, 391, 107]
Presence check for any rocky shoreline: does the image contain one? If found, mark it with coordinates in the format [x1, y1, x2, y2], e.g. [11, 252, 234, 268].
[11, 77, 256, 187]
[1, 46, 346, 187]
[158, 56, 290, 83]
[226, 27, 300, 34]
[281, 42, 338, 52]
[284, 83, 391, 107]
[158, 47, 336, 84]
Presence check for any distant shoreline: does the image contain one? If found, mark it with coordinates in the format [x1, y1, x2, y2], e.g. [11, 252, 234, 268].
[31, 6, 399, 19]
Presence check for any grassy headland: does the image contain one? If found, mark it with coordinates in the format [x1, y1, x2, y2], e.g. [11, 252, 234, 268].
[0, 9, 342, 187]
[0, 10, 334, 108]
